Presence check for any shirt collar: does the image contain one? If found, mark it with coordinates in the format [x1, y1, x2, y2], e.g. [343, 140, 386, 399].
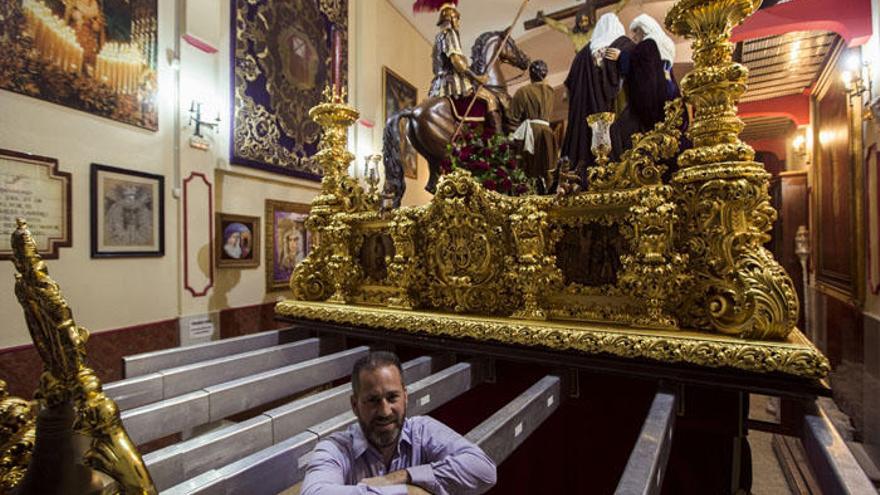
[352, 417, 413, 461]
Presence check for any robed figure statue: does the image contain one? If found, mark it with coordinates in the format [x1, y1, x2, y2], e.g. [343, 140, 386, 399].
[559, 13, 634, 185]
[611, 14, 682, 161]
[510, 60, 557, 192]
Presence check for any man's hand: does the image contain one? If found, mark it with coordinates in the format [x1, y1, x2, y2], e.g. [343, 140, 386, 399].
[604, 47, 621, 61]
[361, 470, 409, 487]
[474, 74, 489, 86]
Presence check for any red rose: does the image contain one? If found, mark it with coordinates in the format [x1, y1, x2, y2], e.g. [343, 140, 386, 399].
[496, 167, 508, 179]
[516, 183, 529, 195]
[499, 178, 512, 192]
[508, 159, 518, 170]
[482, 179, 497, 190]
[499, 142, 509, 153]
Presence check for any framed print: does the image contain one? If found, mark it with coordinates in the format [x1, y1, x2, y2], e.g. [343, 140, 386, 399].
[216, 213, 260, 268]
[382, 67, 418, 180]
[265, 200, 310, 291]
[231, 0, 348, 178]
[0, 149, 72, 260]
[90, 164, 164, 257]
[0, 0, 159, 130]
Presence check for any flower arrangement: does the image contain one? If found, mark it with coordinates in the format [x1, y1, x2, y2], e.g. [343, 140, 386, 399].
[442, 124, 533, 196]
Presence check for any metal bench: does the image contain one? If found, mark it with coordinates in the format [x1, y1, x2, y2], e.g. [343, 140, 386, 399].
[123, 327, 307, 377]
[106, 338, 320, 410]
[465, 375, 560, 465]
[122, 347, 368, 445]
[614, 389, 677, 495]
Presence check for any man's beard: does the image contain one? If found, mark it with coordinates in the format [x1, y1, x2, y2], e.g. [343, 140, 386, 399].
[360, 411, 405, 451]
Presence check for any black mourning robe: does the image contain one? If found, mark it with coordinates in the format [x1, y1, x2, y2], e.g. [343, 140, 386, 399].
[560, 35, 635, 174]
[611, 39, 673, 159]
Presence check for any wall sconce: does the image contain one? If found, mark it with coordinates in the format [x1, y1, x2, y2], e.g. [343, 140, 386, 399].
[188, 101, 221, 150]
[841, 54, 874, 121]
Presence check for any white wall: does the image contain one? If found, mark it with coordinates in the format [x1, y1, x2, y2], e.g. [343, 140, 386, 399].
[0, 0, 434, 349]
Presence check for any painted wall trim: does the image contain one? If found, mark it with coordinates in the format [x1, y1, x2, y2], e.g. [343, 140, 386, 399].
[183, 172, 214, 297]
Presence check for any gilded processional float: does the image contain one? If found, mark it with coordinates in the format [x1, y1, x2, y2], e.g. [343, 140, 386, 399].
[0, 0, 828, 494]
[278, 0, 829, 380]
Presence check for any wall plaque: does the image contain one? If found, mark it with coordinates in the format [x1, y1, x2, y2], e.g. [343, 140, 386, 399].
[0, 149, 72, 260]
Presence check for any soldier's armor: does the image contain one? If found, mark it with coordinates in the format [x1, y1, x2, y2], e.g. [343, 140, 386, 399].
[429, 27, 473, 98]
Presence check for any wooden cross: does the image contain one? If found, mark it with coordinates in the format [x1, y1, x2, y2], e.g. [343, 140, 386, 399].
[523, 0, 620, 31]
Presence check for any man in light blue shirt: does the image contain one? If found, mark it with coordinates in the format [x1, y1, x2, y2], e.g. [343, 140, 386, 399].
[301, 352, 497, 495]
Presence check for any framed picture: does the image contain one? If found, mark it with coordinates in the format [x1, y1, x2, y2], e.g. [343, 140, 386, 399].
[265, 200, 310, 291]
[0, 0, 159, 130]
[216, 213, 260, 268]
[383, 67, 419, 180]
[90, 164, 164, 258]
[0, 148, 72, 260]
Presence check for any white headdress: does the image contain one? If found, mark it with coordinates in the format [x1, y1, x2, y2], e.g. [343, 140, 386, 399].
[630, 14, 676, 66]
[590, 13, 626, 57]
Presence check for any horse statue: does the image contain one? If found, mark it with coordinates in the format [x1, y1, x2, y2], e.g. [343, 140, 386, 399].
[383, 30, 531, 207]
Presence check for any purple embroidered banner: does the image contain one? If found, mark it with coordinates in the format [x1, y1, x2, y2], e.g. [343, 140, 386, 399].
[231, 0, 348, 179]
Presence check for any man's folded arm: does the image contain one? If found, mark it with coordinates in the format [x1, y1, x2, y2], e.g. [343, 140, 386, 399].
[405, 418, 497, 495]
[301, 441, 409, 495]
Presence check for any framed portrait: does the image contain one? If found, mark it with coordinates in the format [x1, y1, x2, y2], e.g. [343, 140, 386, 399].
[265, 200, 310, 291]
[0, 148, 72, 260]
[383, 67, 418, 180]
[216, 213, 260, 268]
[0, 0, 159, 130]
[90, 164, 164, 258]
[231, 0, 348, 178]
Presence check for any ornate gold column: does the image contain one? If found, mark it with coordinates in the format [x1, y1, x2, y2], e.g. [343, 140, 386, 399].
[292, 86, 364, 302]
[667, 0, 799, 340]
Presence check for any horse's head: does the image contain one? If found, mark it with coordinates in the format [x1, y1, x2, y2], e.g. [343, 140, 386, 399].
[470, 30, 531, 76]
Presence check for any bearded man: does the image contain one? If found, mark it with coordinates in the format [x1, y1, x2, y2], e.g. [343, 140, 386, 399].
[301, 352, 497, 495]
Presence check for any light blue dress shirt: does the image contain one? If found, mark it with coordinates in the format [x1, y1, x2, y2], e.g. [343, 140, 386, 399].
[301, 415, 497, 495]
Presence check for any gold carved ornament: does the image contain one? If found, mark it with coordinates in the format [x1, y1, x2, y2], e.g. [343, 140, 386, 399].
[8, 219, 156, 494]
[666, 0, 799, 340]
[0, 380, 36, 493]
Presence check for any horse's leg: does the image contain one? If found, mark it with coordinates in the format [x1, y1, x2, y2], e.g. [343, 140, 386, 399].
[411, 98, 456, 193]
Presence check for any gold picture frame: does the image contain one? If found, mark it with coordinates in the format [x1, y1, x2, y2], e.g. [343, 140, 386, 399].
[382, 66, 419, 180]
[216, 213, 260, 268]
[265, 200, 311, 291]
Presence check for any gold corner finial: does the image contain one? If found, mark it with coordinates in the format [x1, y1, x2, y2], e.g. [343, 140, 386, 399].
[8, 218, 157, 493]
[322, 84, 348, 105]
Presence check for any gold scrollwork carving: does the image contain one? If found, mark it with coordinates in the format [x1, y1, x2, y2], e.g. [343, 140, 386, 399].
[0, 380, 36, 493]
[667, 0, 798, 340]
[276, 301, 830, 379]
[10, 219, 156, 494]
[589, 98, 686, 191]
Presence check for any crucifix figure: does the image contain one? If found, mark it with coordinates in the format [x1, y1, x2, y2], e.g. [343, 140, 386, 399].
[529, 0, 629, 53]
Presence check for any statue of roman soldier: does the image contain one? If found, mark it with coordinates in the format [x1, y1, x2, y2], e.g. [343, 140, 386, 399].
[416, 0, 502, 132]
[428, 3, 486, 98]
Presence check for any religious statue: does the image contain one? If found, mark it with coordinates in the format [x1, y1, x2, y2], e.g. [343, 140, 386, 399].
[559, 13, 634, 187]
[611, 14, 681, 161]
[510, 60, 557, 192]
[427, 2, 504, 132]
[538, 0, 629, 53]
